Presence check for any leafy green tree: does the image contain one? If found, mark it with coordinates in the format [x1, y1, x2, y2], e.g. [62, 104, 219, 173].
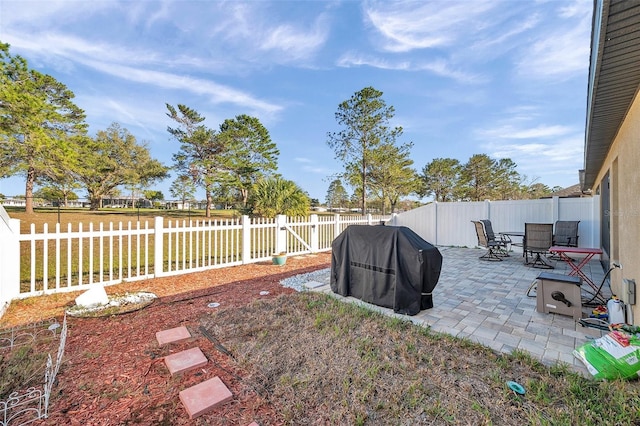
[368, 142, 418, 214]
[493, 158, 522, 200]
[34, 185, 78, 206]
[37, 170, 82, 206]
[325, 179, 349, 210]
[169, 175, 196, 208]
[528, 183, 552, 199]
[0, 42, 87, 213]
[458, 154, 498, 201]
[144, 190, 164, 202]
[75, 123, 169, 210]
[166, 104, 224, 218]
[211, 182, 240, 210]
[217, 114, 279, 208]
[327, 87, 403, 214]
[249, 177, 310, 218]
[420, 158, 462, 202]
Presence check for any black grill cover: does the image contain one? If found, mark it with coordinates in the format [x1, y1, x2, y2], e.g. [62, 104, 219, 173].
[330, 225, 442, 316]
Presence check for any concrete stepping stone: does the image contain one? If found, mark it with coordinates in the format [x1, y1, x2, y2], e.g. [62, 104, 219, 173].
[164, 347, 208, 376]
[179, 376, 233, 419]
[156, 326, 191, 346]
[303, 280, 325, 289]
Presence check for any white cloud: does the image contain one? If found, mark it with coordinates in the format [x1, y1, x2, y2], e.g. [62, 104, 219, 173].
[515, 3, 591, 80]
[337, 53, 483, 84]
[490, 138, 583, 162]
[260, 19, 329, 61]
[4, 30, 281, 116]
[364, 0, 498, 52]
[478, 124, 574, 140]
[337, 52, 410, 70]
[84, 60, 282, 115]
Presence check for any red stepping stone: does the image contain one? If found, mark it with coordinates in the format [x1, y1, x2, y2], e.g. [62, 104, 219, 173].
[164, 347, 208, 376]
[179, 376, 233, 419]
[156, 326, 191, 346]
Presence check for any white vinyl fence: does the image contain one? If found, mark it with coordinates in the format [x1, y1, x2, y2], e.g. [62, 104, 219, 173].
[0, 212, 387, 315]
[0, 196, 601, 317]
[387, 196, 600, 250]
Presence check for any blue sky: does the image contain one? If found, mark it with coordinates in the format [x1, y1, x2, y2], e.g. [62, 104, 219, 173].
[0, 0, 592, 202]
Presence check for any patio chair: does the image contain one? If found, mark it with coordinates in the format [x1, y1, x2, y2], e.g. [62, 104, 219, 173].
[480, 219, 510, 256]
[553, 220, 580, 247]
[472, 220, 503, 261]
[524, 223, 554, 269]
[551, 220, 580, 260]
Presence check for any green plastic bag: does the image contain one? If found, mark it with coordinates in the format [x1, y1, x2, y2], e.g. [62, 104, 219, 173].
[573, 332, 640, 380]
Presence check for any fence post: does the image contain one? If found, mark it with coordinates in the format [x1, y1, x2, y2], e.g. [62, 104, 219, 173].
[276, 215, 287, 254]
[334, 214, 341, 239]
[552, 196, 560, 223]
[154, 217, 164, 277]
[0, 218, 21, 317]
[367, 213, 373, 225]
[242, 215, 251, 263]
[310, 214, 319, 252]
[434, 202, 438, 246]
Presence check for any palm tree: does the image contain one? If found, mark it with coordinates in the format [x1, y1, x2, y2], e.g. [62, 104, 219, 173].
[249, 177, 309, 218]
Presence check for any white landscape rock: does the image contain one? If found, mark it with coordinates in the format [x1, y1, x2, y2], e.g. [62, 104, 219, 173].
[75, 285, 109, 308]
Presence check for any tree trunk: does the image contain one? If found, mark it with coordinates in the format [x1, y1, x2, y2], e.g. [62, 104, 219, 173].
[25, 167, 35, 214]
[205, 190, 211, 218]
[361, 163, 367, 215]
[89, 193, 101, 211]
[241, 188, 248, 208]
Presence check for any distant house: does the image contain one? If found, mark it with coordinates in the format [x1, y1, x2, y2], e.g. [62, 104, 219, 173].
[102, 197, 152, 208]
[0, 198, 26, 207]
[544, 184, 590, 199]
[582, 0, 640, 324]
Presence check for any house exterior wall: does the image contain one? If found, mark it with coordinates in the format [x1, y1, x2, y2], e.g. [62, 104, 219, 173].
[591, 89, 640, 324]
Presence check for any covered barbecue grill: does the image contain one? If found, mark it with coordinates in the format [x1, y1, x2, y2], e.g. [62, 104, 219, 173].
[330, 225, 442, 316]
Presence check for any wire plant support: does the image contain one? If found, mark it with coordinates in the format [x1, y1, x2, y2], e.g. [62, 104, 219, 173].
[0, 315, 67, 426]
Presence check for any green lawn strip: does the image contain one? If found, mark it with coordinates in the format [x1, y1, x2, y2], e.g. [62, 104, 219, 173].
[201, 292, 640, 425]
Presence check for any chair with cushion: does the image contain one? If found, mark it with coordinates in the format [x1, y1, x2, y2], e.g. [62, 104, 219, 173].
[480, 219, 510, 256]
[524, 223, 554, 269]
[472, 221, 503, 261]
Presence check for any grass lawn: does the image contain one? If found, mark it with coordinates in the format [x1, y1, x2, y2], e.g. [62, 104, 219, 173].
[5, 206, 239, 234]
[3, 291, 639, 424]
[211, 292, 640, 425]
[6, 207, 246, 290]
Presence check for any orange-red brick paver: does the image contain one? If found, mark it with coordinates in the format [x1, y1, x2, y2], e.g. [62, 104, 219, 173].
[163, 347, 208, 376]
[156, 325, 192, 346]
[179, 376, 233, 419]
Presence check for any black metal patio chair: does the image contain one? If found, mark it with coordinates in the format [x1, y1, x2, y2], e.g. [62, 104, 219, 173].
[480, 219, 510, 256]
[472, 220, 503, 261]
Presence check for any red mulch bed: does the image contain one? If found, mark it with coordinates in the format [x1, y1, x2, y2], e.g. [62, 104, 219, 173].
[3, 253, 331, 426]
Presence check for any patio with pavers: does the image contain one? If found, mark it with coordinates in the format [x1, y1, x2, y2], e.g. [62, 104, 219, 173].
[304, 246, 610, 377]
